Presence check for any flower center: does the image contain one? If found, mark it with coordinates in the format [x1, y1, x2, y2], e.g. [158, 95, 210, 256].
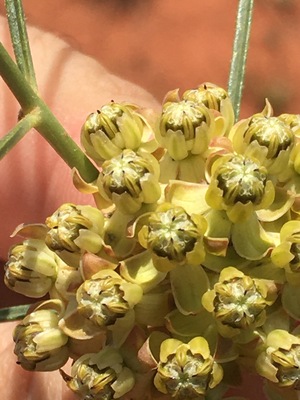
[100, 150, 149, 197]
[160, 100, 206, 139]
[147, 207, 199, 262]
[214, 277, 265, 329]
[77, 277, 129, 326]
[248, 116, 294, 158]
[216, 155, 267, 205]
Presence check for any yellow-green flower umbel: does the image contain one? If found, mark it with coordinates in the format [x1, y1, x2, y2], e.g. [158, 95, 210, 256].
[202, 267, 278, 340]
[45, 203, 104, 254]
[205, 153, 275, 222]
[256, 329, 300, 388]
[13, 300, 69, 371]
[138, 203, 207, 272]
[154, 337, 223, 399]
[97, 149, 161, 214]
[61, 347, 135, 399]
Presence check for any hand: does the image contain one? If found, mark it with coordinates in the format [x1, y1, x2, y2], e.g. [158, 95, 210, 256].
[0, 13, 159, 307]
[0, 8, 159, 399]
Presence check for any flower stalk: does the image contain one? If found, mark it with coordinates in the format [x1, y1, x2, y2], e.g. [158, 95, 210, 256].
[228, 0, 254, 121]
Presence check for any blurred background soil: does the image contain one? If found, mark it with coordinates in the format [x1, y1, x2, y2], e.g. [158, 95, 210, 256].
[1, 0, 299, 305]
[20, 0, 300, 117]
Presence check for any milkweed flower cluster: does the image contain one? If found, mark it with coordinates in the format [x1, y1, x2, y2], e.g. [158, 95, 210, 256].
[6, 82, 300, 399]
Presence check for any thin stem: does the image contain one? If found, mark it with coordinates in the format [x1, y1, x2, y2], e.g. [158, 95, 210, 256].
[228, 0, 254, 121]
[0, 108, 41, 159]
[5, 0, 38, 91]
[0, 304, 30, 321]
[0, 43, 99, 182]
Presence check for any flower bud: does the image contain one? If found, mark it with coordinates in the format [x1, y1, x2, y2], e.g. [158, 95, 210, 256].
[206, 154, 275, 222]
[256, 329, 300, 388]
[138, 203, 207, 271]
[13, 300, 69, 371]
[81, 102, 147, 164]
[97, 149, 161, 214]
[76, 269, 143, 328]
[202, 267, 277, 339]
[4, 239, 59, 297]
[154, 337, 223, 398]
[61, 347, 135, 399]
[45, 203, 104, 254]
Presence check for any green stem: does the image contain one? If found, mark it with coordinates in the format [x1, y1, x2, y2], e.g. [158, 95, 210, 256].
[0, 304, 30, 321]
[0, 108, 40, 159]
[228, 0, 254, 121]
[0, 43, 99, 182]
[5, 0, 38, 91]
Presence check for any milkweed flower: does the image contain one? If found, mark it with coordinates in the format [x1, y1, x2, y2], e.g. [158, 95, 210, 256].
[230, 104, 295, 179]
[256, 329, 300, 388]
[61, 347, 135, 399]
[45, 203, 104, 254]
[81, 101, 154, 165]
[97, 149, 161, 214]
[154, 337, 223, 398]
[76, 269, 143, 328]
[202, 267, 278, 340]
[13, 300, 69, 371]
[183, 82, 235, 135]
[271, 220, 300, 285]
[4, 239, 60, 297]
[205, 153, 275, 222]
[138, 203, 207, 272]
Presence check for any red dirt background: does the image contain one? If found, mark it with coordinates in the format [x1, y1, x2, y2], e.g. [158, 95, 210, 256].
[20, 0, 300, 117]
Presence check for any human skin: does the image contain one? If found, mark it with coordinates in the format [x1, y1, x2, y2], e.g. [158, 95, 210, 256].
[0, 7, 266, 400]
[0, 13, 159, 400]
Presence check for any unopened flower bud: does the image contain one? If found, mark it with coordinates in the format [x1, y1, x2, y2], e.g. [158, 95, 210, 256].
[5, 239, 59, 297]
[206, 154, 275, 222]
[45, 203, 104, 254]
[76, 269, 143, 327]
[154, 337, 223, 398]
[81, 102, 146, 164]
[13, 300, 69, 371]
[97, 149, 161, 214]
[138, 203, 207, 271]
[61, 347, 135, 399]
